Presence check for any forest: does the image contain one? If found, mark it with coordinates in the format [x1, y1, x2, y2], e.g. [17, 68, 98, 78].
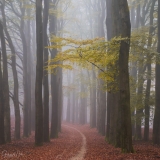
[0, 0, 160, 159]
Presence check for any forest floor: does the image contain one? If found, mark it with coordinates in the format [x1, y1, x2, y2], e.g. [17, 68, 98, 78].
[0, 123, 160, 160]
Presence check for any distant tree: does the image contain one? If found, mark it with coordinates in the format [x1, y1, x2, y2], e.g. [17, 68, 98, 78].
[89, 68, 96, 128]
[96, 0, 106, 136]
[66, 71, 71, 122]
[144, 0, 156, 141]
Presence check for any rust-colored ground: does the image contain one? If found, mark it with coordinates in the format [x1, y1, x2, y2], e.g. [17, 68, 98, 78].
[0, 123, 160, 160]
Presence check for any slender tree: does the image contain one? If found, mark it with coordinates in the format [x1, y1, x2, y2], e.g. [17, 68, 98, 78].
[144, 0, 156, 141]
[20, 3, 29, 138]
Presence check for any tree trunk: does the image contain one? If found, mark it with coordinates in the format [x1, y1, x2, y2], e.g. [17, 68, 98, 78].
[109, 93, 118, 145]
[72, 92, 76, 123]
[153, 0, 160, 145]
[43, 0, 50, 142]
[0, 20, 11, 143]
[50, 70, 59, 138]
[144, 0, 156, 141]
[1, 3, 20, 139]
[106, 0, 113, 141]
[79, 79, 87, 125]
[26, 9, 32, 136]
[58, 67, 63, 132]
[66, 93, 71, 122]
[135, 67, 144, 140]
[31, 21, 36, 131]
[112, 0, 133, 152]
[35, 0, 44, 146]
[0, 48, 5, 144]
[49, 0, 59, 139]
[98, 80, 106, 136]
[19, 7, 29, 137]
[90, 69, 96, 128]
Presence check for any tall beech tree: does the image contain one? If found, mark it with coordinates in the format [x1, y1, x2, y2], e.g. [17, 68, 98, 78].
[49, 0, 59, 139]
[0, 18, 11, 143]
[0, 22, 5, 145]
[153, 0, 160, 145]
[112, 0, 133, 152]
[106, 0, 113, 142]
[35, 0, 44, 146]
[43, 0, 50, 142]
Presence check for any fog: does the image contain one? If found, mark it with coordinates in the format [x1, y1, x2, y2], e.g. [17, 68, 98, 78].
[0, 0, 159, 155]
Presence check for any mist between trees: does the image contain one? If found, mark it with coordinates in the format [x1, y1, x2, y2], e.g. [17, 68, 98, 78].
[0, 0, 160, 154]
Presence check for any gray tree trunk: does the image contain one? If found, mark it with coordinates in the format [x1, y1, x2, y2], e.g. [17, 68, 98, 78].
[35, 0, 44, 146]
[153, 0, 160, 145]
[0, 20, 11, 143]
[0, 24, 5, 144]
[43, 0, 50, 142]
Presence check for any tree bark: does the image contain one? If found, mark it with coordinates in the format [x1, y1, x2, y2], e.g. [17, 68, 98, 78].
[153, 0, 160, 145]
[0, 20, 11, 143]
[112, 0, 133, 152]
[43, 0, 50, 142]
[89, 69, 96, 128]
[19, 5, 29, 137]
[49, 1, 59, 138]
[98, 80, 106, 136]
[35, 0, 44, 146]
[106, 0, 113, 141]
[0, 49, 5, 144]
[31, 21, 36, 131]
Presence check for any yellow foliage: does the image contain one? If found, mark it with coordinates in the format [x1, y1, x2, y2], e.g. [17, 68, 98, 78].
[47, 26, 158, 92]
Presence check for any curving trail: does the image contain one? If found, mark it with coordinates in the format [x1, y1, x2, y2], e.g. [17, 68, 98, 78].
[63, 125, 87, 160]
[55, 124, 87, 160]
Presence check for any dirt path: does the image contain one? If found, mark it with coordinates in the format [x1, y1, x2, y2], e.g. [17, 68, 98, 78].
[65, 125, 87, 160]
